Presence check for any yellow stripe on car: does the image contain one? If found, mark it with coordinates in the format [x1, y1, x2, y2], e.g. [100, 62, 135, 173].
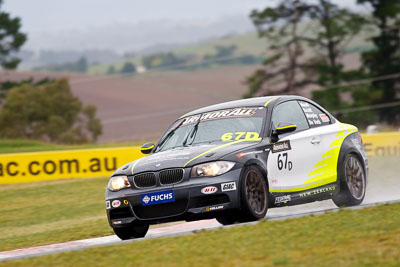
[303, 123, 357, 185]
[269, 179, 336, 193]
[183, 139, 257, 167]
[179, 113, 189, 119]
[269, 123, 357, 193]
[264, 97, 277, 107]
[131, 158, 143, 174]
[141, 145, 154, 150]
[276, 125, 296, 130]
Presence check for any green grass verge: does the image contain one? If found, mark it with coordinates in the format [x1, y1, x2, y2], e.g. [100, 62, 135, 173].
[3, 202, 400, 266]
[0, 139, 148, 154]
[0, 156, 398, 255]
[0, 177, 113, 251]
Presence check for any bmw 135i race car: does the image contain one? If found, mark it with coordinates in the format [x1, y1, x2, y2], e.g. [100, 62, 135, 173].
[105, 95, 368, 240]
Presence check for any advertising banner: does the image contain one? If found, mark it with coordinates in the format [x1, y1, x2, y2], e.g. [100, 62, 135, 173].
[362, 132, 400, 157]
[0, 132, 399, 185]
[0, 147, 142, 185]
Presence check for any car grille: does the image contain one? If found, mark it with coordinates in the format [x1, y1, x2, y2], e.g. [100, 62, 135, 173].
[133, 172, 156, 188]
[159, 169, 184, 185]
[133, 199, 188, 219]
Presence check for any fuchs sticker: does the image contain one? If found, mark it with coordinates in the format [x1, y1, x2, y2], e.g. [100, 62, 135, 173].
[221, 182, 236, 192]
[201, 186, 218, 194]
[272, 141, 291, 153]
[275, 195, 291, 204]
[141, 190, 175, 206]
[319, 114, 330, 123]
[182, 107, 257, 125]
[106, 200, 111, 209]
[112, 200, 121, 208]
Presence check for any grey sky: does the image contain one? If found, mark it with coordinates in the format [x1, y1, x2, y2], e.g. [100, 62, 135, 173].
[2, 0, 365, 53]
[3, 0, 361, 32]
[3, 0, 268, 32]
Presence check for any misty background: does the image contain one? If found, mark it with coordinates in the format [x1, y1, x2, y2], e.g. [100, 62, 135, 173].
[3, 0, 361, 69]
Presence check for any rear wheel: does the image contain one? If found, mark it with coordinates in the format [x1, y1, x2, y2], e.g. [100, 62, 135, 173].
[113, 222, 149, 240]
[333, 154, 366, 207]
[240, 166, 268, 221]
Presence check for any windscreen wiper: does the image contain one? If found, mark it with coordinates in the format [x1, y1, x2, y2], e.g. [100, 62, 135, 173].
[156, 119, 185, 151]
[182, 116, 201, 147]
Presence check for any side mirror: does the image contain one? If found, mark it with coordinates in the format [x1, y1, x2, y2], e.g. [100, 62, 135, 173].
[275, 123, 297, 135]
[271, 123, 297, 142]
[141, 142, 155, 154]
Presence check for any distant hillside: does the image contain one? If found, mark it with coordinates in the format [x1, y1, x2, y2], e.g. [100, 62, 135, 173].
[88, 21, 375, 75]
[88, 32, 267, 74]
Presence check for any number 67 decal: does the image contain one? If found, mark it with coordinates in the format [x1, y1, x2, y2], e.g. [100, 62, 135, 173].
[277, 152, 293, 171]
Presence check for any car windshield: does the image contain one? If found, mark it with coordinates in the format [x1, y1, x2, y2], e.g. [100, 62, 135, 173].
[155, 107, 265, 152]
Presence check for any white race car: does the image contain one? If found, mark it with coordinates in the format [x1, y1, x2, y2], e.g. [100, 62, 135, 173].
[106, 95, 368, 239]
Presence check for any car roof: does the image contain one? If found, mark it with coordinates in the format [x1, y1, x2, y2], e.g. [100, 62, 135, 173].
[180, 95, 308, 118]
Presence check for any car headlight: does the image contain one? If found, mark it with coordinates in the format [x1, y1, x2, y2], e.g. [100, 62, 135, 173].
[191, 161, 235, 178]
[107, 176, 131, 191]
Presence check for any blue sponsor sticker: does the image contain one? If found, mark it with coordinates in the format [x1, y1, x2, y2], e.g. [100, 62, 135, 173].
[141, 190, 175, 206]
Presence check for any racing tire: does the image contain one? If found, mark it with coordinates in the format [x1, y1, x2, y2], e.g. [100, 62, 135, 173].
[333, 153, 366, 207]
[240, 166, 268, 221]
[216, 215, 240, 225]
[113, 222, 149, 240]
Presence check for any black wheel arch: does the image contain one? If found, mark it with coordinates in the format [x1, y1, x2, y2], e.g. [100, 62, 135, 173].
[241, 159, 269, 189]
[241, 158, 272, 206]
[337, 134, 367, 188]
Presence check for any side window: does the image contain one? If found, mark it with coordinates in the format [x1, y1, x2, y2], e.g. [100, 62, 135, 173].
[298, 101, 331, 127]
[271, 101, 309, 135]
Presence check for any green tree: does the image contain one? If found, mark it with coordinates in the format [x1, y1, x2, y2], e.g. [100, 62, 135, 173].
[141, 52, 188, 69]
[120, 62, 136, 74]
[204, 45, 237, 60]
[245, 0, 311, 97]
[245, 0, 366, 108]
[0, 77, 53, 99]
[75, 57, 88, 73]
[357, 0, 400, 122]
[0, 78, 102, 143]
[107, 65, 116, 74]
[215, 45, 237, 58]
[0, 0, 27, 69]
[307, 0, 366, 110]
[34, 56, 88, 73]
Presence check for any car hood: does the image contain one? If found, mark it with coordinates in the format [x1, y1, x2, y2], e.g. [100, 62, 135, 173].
[113, 141, 260, 176]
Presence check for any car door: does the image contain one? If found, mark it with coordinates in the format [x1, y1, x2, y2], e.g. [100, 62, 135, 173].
[267, 100, 331, 194]
[296, 100, 342, 189]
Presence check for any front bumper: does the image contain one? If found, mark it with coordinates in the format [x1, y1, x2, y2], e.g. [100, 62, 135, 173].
[105, 167, 242, 227]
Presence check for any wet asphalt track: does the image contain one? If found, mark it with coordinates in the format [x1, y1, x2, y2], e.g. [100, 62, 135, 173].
[1, 184, 399, 263]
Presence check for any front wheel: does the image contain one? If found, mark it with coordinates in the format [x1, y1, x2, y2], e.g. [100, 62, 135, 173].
[333, 154, 366, 207]
[240, 166, 268, 221]
[113, 222, 149, 240]
[216, 215, 240, 226]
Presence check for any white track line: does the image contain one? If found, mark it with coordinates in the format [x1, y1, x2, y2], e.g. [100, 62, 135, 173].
[1, 199, 399, 262]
